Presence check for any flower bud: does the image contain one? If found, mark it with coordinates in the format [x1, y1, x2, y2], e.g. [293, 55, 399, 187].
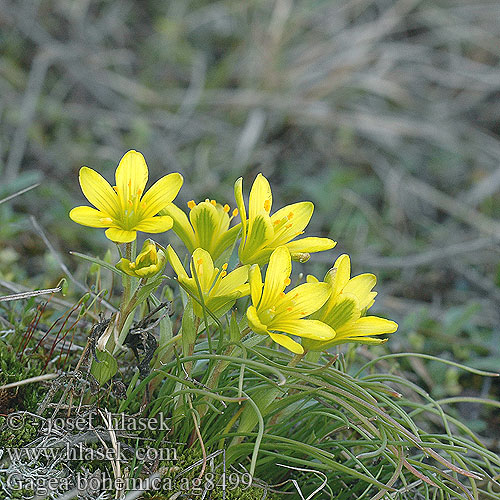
[116, 239, 166, 278]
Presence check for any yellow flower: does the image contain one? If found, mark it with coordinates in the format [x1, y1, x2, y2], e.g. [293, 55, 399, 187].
[166, 245, 250, 318]
[234, 173, 336, 265]
[161, 199, 241, 261]
[116, 239, 166, 278]
[246, 246, 335, 354]
[69, 150, 183, 243]
[302, 254, 398, 351]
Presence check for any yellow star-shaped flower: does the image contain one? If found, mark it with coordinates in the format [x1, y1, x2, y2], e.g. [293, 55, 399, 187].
[303, 254, 398, 351]
[69, 150, 183, 243]
[247, 246, 335, 354]
[234, 173, 336, 265]
[167, 245, 250, 319]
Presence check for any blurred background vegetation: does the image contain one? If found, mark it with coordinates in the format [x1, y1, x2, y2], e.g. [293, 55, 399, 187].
[0, 0, 499, 445]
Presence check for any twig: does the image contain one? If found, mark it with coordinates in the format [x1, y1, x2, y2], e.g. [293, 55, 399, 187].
[0, 373, 58, 390]
[0, 285, 62, 303]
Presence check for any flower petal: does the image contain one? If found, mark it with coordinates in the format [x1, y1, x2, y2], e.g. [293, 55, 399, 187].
[134, 215, 173, 233]
[336, 316, 398, 338]
[215, 223, 242, 261]
[115, 150, 148, 207]
[69, 206, 114, 228]
[140, 172, 183, 218]
[260, 246, 291, 310]
[105, 228, 137, 243]
[216, 266, 250, 297]
[249, 264, 263, 307]
[115, 258, 137, 277]
[274, 319, 336, 340]
[234, 177, 247, 246]
[249, 173, 272, 221]
[79, 167, 118, 216]
[189, 201, 221, 253]
[190, 248, 216, 293]
[269, 202, 313, 246]
[268, 332, 304, 354]
[161, 203, 196, 252]
[239, 214, 274, 264]
[286, 237, 337, 255]
[320, 295, 361, 330]
[342, 274, 377, 309]
[166, 245, 188, 279]
[328, 254, 351, 296]
[275, 282, 331, 320]
[247, 305, 268, 335]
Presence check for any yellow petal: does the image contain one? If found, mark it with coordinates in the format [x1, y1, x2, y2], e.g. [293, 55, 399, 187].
[115, 258, 136, 277]
[269, 202, 313, 246]
[239, 214, 274, 264]
[79, 167, 118, 217]
[215, 266, 250, 297]
[286, 237, 337, 254]
[342, 274, 376, 309]
[260, 246, 291, 310]
[134, 215, 173, 233]
[140, 172, 183, 218]
[249, 264, 263, 307]
[189, 201, 222, 252]
[69, 206, 114, 228]
[115, 150, 148, 206]
[161, 203, 196, 252]
[273, 319, 335, 340]
[247, 305, 268, 334]
[166, 245, 188, 279]
[320, 295, 360, 330]
[275, 282, 331, 320]
[215, 223, 242, 261]
[336, 316, 398, 338]
[105, 227, 137, 243]
[268, 332, 304, 354]
[306, 274, 319, 283]
[190, 248, 216, 292]
[249, 173, 272, 220]
[234, 177, 247, 246]
[328, 254, 351, 296]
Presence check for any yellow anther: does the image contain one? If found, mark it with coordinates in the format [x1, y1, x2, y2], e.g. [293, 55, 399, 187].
[280, 292, 286, 298]
[273, 219, 281, 226]
[128, 180, 132, 188]
[197, 259, 203, 265]
[187, 200, 196, 209]
[232, 208, 238, 217]
[137, 188, 143, 197]
[223, 204, 230, 213]
[113, 186, 118, 192]
[222, 263, 228, 270]
[141, 202, 146, 209]
[287, 307, 293, 312]
[264, 200, 271, 212]
[220, 271, 227, 278]
[286, 223, 293, 229]
[128, 199, 133, 206]
[210, 200, 217, 206]
[288, 212, 294, 219]
[284, 278, 291, 286]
